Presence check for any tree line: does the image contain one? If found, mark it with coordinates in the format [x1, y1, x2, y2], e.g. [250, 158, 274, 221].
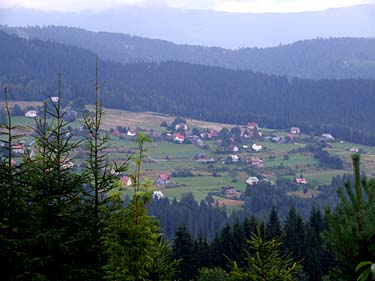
[3, 25, 375, 80]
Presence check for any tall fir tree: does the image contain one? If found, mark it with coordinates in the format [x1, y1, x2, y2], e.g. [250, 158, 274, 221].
[173, 225, 195, 280]
[267, 206, 282, 240]
[323, 154, 375, 280]
[230, 225, 301, 281]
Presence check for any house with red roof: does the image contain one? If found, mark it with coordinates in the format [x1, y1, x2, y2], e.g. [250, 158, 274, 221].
[120, 176, 132, 187]
[155, 174, 171, 186]
[12, 144, 24, 155]
[174, 134, 185, 144]
[247, 122, 259, 130]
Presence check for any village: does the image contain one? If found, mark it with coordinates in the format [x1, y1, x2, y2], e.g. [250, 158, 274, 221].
[2, 104, 372, 208]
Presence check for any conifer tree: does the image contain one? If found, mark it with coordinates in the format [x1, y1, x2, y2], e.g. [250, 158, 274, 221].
[21, 74, 89, 279]
[282, 207, 306, 262]
[173, 225, 195, 280]
[230, 225, 300, 281]
[83, 57, 127, 277]
[324, 154, 375, 280]
[303, 207, 331, 281]
[267, 206, 281, 240]
[0, 87, 30, 280]
[102, 134, 171, 280]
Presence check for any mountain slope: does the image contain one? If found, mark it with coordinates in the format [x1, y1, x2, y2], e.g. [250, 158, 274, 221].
[0, 4, 374, 48]
[2, 25, 375, 79]
[2, 30, 375, 144]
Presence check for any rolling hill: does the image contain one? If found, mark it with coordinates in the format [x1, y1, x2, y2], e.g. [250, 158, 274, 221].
[2, 25, 375, 79]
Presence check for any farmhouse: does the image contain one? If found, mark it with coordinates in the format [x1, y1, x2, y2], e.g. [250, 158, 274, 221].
[12, 144, 25, 154]
[246, 176, 260, 185]
[296, 178, 308, 184]
[247, 122, 259, 130]
[350, 147, 359, 153]
[250, 157, 263, 167]
[231, 145, 239, 152]
[252, 144, 262, 152]
[175, 123, 188, 131]
[321, 133, 335, 141]
[230, 155, 239, 163]
[51, 96, 59, 102]
[25, 110, 38, 118]
[174, 134, 185, 143]
[155, 174, 171, 186]
[127, 130, 137, 137]
[120, 176, 132, 187]
[290, 127, 301, 134]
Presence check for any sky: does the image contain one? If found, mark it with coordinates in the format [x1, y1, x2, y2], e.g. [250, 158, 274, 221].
[0, 0, 373, 13]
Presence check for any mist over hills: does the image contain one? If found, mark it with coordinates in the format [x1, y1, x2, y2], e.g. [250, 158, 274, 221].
[2, 25, 375, 80]
[1, 4, 374, 48]
[2, 30, 375, 146]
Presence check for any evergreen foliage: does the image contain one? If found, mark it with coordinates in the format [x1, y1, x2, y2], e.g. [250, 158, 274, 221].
[324, 154, 375, 280]
[4, 25, 375, 80]
[230, 225, 301, 281]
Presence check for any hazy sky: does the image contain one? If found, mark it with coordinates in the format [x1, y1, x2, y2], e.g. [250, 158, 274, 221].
[0, 0, 373, 13]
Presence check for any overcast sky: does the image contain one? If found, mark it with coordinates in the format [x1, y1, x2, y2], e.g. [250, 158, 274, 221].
[0, 0, 373, 13]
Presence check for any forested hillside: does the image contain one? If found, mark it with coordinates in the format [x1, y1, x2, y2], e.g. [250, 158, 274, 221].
[2, 25, 375, 79]
[2, 31, 375, 144]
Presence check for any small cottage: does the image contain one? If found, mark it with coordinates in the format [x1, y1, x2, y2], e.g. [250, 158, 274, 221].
[155, 174, 171, 186]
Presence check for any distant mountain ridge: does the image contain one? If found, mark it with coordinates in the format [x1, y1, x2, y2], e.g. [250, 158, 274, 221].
[2, 25, 375, 79]
[0, 4, 374, 48]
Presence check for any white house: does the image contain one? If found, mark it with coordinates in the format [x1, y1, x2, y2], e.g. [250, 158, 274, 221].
[322, 133, 335, 141]
[12, 144, 24, 154]
[51, 96, 59, 103]
[127, 130, 137, 137]
[175, 123, 188, 131]
[153, 190, 165, 200]
[230, 155, 239, 163]
[350, 147, 359, 153]
[252, 144, 262, 152]
[290, 127, 301, 134]
[25, 110, 38, 118]
[246, 176, 260, 185]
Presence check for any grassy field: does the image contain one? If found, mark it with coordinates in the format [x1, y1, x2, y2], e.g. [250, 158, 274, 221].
[5, 103, 374, 203]
[159, 175, 245, 201]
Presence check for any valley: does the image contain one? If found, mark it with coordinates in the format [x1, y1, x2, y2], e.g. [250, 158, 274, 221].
[7, 101, 375, 209]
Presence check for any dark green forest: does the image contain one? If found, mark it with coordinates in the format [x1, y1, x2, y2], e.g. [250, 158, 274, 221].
[2, 31, 375, 145]
[2, 25, 375, 79]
